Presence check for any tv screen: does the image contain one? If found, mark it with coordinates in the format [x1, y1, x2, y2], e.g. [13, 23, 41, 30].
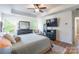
[46, 18, 58, 27]
[51, 18, 58, 27]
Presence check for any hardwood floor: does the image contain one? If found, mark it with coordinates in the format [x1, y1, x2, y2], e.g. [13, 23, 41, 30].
[52, 40, 72, 48]
[46, 40, 79, 54]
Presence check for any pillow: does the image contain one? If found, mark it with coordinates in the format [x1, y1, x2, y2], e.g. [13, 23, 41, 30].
[0, 37, 12, 48]
[15, 37, 21, 43]
[3, 34, 16, 44]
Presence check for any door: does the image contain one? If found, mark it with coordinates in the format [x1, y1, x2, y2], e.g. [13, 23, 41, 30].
[74, 17, 79, 45]
[75, 17, 79, 38]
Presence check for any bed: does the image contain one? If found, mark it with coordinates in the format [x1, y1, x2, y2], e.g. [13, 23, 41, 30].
[11, 33, 51, 54]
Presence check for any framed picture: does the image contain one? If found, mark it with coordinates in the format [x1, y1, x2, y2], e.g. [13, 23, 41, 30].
[19, 21, 30, 29]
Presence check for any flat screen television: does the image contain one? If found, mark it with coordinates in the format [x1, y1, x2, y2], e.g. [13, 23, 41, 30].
[46, 18, 58, 27]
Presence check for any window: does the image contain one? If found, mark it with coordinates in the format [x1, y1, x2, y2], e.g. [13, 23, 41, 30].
[2, 14, 17, 34]
[3, 19, 15, 33]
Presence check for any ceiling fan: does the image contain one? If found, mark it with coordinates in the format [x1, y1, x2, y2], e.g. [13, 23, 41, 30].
[27, 4, 47, 13]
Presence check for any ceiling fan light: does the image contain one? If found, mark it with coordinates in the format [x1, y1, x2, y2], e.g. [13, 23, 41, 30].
[35, 9, 39, 12]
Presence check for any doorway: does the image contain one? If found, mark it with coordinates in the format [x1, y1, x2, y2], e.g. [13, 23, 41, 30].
[74, 17, 79, 45]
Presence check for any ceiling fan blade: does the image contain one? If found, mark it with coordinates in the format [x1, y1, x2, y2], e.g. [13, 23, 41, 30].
[39, 7, 47, 9]
[39, 10, 43, 13]
[34, 4, 40, 6]
[27, 8, 34, 9]
[33, 4, 40, 9]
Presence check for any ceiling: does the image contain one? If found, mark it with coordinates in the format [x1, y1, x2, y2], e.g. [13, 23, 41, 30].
[0, 4, 60, 16]
[0, 4, 79, 17]
[11, 4, 61, 16]
[11, 4, 61, 11]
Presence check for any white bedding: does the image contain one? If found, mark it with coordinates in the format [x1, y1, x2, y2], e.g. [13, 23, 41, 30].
[12, 33, 51, 54]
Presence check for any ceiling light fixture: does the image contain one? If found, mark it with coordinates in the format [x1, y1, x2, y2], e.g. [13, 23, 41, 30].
[35, 9, 39, 12]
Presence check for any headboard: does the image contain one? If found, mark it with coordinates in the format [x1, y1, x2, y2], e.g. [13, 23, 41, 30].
[17, 29, 33, 35]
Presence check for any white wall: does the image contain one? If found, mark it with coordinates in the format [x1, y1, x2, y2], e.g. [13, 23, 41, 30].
[36, 17, 43, 32]
[42, 10, 73, 44]
[0, 14, 1, 21]
[0, 5, 37, 35]
[1, 14, 36, 34]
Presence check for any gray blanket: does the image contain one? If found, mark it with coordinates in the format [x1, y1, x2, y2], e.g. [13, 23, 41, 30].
[12, 33, 51, 54]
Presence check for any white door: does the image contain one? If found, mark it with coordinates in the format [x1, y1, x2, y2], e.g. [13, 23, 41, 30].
[75, 17, 79, 45]
[75, 17, 79, 37]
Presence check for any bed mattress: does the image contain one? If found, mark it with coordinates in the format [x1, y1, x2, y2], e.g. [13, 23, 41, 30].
[12, 33, 51, 54]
